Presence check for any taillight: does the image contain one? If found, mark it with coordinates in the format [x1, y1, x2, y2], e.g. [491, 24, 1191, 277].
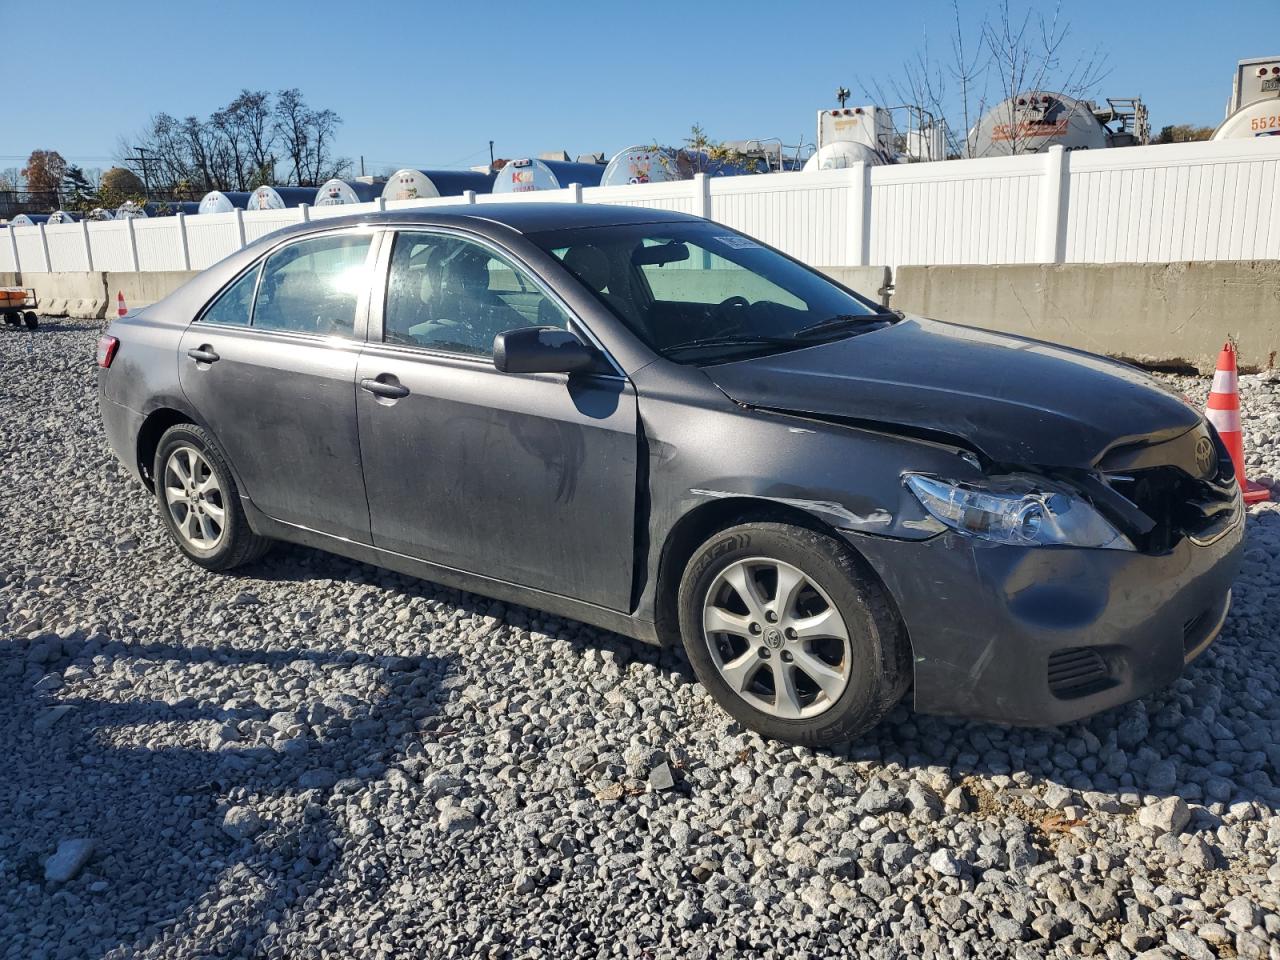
[96, 335, 119, 368]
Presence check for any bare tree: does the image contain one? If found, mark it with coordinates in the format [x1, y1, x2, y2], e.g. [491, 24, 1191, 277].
[857, 2, 986, 159]
[178, 116, 225, 191]
[949, 1, 989, 158]
[859, 0, 1110, 159]
[210, 105, 248, 191]
[125, 113, 196, 193]
[235, 91, 276, 181]
[980, 0, 1110, 154]
[307, 107, 347, 184]
[275, 91, 348, 185]
[123, 89, 343, 195]
[274, 89, 314, 185]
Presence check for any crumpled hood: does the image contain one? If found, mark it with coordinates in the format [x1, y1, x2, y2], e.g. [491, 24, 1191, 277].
[702, 316, 1201, 468]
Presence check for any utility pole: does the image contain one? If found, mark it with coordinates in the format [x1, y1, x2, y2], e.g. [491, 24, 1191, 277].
[489, 140, 495, 172]
[125, 146, 155, 197]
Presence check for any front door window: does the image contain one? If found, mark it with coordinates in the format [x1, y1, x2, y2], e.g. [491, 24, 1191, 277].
[383, 232, 569, 356]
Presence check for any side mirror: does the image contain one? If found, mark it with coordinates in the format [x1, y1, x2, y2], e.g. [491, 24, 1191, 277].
[493, 326, 600, 375]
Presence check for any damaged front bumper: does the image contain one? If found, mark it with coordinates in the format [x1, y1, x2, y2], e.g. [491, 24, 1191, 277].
[846, 500, 1244, 726]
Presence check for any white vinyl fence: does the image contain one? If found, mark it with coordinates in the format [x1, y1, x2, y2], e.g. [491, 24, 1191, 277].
[4, 137, 1279, 276]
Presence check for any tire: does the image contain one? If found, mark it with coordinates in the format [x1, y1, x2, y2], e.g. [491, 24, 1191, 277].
[23, 311, 38, 330]
[678, 521, 910, 746]
[153, 423, 271, 571]
[2, 310, 15, 326]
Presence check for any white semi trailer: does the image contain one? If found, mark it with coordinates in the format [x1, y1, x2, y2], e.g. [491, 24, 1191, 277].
[1213, 56, 1280, 141]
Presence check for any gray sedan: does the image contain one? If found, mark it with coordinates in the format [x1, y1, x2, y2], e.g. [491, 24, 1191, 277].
[97, 204, 1243, 744]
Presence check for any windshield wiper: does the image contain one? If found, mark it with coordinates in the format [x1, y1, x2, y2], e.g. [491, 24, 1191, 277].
[663, 334, 798, 356]
[793, 312, 896, 339]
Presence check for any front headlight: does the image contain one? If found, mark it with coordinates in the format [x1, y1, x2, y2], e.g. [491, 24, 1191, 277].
[904, 473, 1133, 550]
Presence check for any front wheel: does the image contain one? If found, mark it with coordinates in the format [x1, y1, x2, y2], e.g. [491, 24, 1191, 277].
[153, 423, 271, 571]
[678, 522, 910, 746]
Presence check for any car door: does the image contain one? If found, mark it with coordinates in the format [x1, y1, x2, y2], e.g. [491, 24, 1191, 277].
[355, 228, 638, 611]
[178, 228, 379, 544]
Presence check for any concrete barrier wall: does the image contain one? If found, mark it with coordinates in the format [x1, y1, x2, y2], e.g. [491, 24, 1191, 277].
[817, 266, 892, 306]
[15, 270, 198, 312]
[24, 272, 108, 302]
[103, 271, 199, 308]
[892, 261, 1280, 373]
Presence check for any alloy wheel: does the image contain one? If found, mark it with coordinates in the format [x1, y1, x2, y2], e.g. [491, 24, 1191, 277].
[163, 445, 226, 551]
[702, 557, 853, 719]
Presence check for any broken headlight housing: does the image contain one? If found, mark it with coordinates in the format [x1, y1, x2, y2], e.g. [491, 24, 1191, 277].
[904, 473, 1133, 550]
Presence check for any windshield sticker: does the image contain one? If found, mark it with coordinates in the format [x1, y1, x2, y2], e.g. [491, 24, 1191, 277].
[715, 236, 762, 250]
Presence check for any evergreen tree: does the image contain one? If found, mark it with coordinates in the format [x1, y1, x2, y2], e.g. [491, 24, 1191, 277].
[61, 165, 95, 211]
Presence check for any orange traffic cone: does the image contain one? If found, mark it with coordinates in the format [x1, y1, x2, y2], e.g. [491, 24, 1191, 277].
[116, 291, 127, 318]
[1206, 341, 1270, 504]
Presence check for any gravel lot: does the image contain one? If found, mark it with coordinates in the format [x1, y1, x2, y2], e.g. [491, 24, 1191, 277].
[2, 320, 1279, 960]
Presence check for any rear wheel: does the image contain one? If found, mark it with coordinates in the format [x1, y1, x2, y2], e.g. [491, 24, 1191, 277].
[153, 424, 270, 571]
[23, 311, 38, 330]
[678, 521, 909, 745]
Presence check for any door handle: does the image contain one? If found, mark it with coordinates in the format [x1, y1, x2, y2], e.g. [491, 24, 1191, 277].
[360, 377, 410, 400]
[187, 346, 220, 364]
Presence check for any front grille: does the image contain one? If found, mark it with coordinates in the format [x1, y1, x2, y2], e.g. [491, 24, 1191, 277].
[1105, 467, 1236, 552]
[1098, 424, 1239, 553]
[1047, 647, 1112, 698]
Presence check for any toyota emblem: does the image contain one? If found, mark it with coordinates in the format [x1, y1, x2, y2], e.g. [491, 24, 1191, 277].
[1194, 435, 1216, 479]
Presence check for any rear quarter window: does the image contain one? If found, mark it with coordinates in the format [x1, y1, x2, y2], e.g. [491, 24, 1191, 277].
[199, 266, 259, 327]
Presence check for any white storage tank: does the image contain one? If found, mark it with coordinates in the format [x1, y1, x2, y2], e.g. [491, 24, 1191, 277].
[86, 208, 115, 221]
[314, 179, 384, 205]
[1213, 100, 1280, 139]
[47, 210, 78, 224]
[968, 92, 1108, 157]
[492, 158, 604, 193]
[10, 214, 50, 225]
[600, 146, 681, 186]
[802, 141, 888, 171]
[246, 186, 316, 210]
[199, 190, 252, 214]
[381, 169, 496, 201]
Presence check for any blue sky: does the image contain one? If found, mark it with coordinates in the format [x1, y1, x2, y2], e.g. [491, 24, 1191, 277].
[5, 0, 1273, 177]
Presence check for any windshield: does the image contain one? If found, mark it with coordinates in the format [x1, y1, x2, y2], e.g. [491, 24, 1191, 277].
[530, 221, 892, 363]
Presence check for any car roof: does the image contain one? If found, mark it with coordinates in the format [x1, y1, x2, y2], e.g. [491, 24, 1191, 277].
[298, 202, 701, 236]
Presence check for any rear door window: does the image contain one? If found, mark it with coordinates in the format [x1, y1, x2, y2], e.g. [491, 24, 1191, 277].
[252, 233, 374, 338]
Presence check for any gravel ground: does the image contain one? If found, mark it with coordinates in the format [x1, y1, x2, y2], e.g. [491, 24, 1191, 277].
[2, 320, 1279, 960]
